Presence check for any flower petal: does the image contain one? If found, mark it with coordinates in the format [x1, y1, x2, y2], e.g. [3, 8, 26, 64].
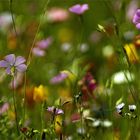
[0, 60, 8, 67]
[15, 56, 26, 66]
[32, 47, 45, 57]
[81, 4, 89, 13]
[6, 67, 11, 75]
[69, 4, 81, 14]
[16, 64, 27, 72]
[136, 23, 140, 29]
[69, 4, 88, 15]
[5, 54, 15, 65]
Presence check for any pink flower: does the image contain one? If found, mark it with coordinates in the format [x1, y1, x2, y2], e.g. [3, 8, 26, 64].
[32, 37, 52, 57]
[32, 47, 46, 57]
[133, 9, 140, 29]
[69, 4, 89, 15]
[0, 103, 9, 115]
[47, 8, 69, 22]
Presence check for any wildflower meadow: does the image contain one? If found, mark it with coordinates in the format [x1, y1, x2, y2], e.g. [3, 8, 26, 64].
[0, 0, 140, 139]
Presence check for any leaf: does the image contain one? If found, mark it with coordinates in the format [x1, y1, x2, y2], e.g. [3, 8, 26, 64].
[116, 97, 123, 105]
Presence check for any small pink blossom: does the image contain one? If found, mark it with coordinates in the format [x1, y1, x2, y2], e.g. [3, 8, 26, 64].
[0, 103, 9, 115]
[32, 47, 46, 57]
[47, 8, 69, 22]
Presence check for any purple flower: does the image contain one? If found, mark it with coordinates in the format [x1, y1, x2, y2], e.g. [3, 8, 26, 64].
[0, 54, 27, 75]
[47, 106, 64, 115]
[36, 37, 52, 49]
[133, 9, 140, 29]
[69, 4, 89, 15]
[50, 72, 68, 84]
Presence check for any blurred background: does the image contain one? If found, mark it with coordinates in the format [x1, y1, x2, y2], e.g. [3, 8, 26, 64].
[0, 0, 140, 139]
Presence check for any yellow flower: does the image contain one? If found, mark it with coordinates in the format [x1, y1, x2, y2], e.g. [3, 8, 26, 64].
[124, 43, 139, 63]
[55, 115, 62, 134]
[33, 85, 48, 102]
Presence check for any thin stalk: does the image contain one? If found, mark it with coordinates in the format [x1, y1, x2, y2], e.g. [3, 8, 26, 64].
[23, 72, 27, 123]
[9, 0, 18, 36]
[12, 75, 19, 135]
[26, 0, 50, 66]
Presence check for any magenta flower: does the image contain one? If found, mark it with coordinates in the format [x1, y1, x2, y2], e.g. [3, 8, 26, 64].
[69, 4, 89, 15]
[133, 9, 140, 29]
[47, 106, 64, 115]
[0, 54, 27, 75]
[50, 72, 68, 84]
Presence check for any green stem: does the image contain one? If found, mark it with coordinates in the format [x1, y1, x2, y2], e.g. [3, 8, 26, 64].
[9, 0, 18, 36]
[26, 0, 50, 66]
[12, 75, 19, 135]
[23, 72, 27, 123]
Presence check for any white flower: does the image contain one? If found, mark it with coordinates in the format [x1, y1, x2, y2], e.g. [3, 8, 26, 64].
[112, 71, 134, 84]
[92, 120, 101, 127]
[102, 120, 112, 127]
[129, 105, 136, 112]
[116, 103, 125, 110]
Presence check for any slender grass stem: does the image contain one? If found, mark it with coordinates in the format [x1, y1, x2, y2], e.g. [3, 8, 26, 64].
[26, 0, 50, 66]
[9, 0, 18, 37]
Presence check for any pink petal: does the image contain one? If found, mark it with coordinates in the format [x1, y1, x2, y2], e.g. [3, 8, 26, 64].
[15, 56, 26, 66]
[136, 23, 140, 29]
[81, 4, 89, 13]
[5, 54, 15, 65]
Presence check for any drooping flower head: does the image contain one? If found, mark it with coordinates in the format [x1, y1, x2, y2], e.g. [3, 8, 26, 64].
[0, 54, 27, 75]
[69, 4, 89, 15]
[133, 9, 140, 29]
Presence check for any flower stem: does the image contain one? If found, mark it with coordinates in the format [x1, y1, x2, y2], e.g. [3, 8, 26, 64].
[23, 72, 27, 123]
[12, 75, 19, 135]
